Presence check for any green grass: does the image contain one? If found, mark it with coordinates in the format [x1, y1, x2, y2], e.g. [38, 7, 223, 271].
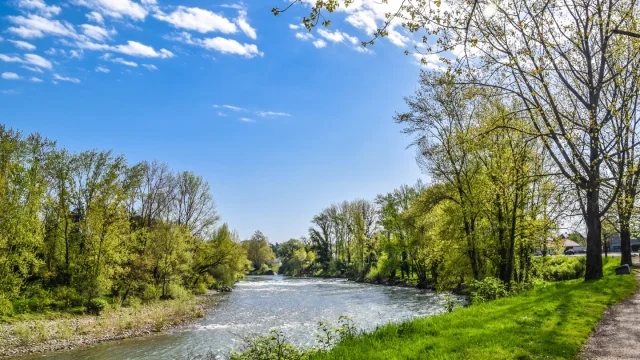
[312, 260, 637, 360]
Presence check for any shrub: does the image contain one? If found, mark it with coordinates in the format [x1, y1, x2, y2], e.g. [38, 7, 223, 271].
[470, 277, 508, 304]
[532, 256, 586, 281]
[258, 264, 271, 274]
[52, 286, 84, 310]
[141, 284, 160, 303]
[167, 284, 191, 301]
[87, 298, 108, 315]
[0, 296, 13, 317]
[193, 282, 208, 295]
[230, 330, 310, 360]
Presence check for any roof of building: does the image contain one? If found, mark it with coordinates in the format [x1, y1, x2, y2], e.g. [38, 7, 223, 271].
[563, 239, 582, 247]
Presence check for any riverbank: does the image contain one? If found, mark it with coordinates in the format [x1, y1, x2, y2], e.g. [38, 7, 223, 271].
[0, 295, 216, 358]
[309, 260, 637, 360]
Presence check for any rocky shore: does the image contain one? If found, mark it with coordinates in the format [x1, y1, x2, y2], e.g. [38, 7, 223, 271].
[0, 295, 217, 358]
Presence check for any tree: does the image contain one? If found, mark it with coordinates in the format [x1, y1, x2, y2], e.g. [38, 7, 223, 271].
[279, 0, 640, 280]
[242, 231, 276, 270]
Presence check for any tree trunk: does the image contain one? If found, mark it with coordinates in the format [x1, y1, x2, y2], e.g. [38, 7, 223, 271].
[584, 189, 603, 280]
[620, 226, 633, 267]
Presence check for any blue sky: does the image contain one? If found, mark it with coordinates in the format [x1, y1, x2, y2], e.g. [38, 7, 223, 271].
[0, 0, 432, 242]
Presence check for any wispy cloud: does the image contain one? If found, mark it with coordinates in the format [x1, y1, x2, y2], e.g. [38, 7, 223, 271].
[0, 53, 52, 69]
[95, 66, 110, 73]
[313, 39, 327, 48]
[239, 117, 255, 123]
[10, 40, 36, 50]
[53, 73, 80, 83]
[213, 104, 246, 111]
[2, 72, 22, 80]
[255, 111, 292, 117]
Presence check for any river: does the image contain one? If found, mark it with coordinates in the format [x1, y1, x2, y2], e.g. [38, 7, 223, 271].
[25, 275, 448, 359]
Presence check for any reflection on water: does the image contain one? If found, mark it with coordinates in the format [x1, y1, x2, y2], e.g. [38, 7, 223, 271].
[24, 276, 448, 360]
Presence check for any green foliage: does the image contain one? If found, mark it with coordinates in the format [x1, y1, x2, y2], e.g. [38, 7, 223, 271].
[230, 330, 310, 360]
[470, 277, 508, 304]
[230, 316, 358, 360]
[87, 298, 108, 315]
[532, 256, 586, 281]
[0, 126, 249, 319]
[0, 296, 13, 317]
[310, 262, 637, 360]
[243, 231, 276, 271]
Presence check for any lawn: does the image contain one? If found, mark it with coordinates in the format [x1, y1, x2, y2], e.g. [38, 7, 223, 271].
[312, 259, 637, 360]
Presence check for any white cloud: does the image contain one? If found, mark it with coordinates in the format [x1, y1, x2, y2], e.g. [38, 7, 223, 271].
[342, 2, 410, 47]
[17, 0, 61, 18]
[76, 0, 148, 21]
[95, 66, 110, 72]
[86, 11, 104, 23]
[217, 111, 228, 116]
[313, 39, 327, 48]
[44, 48, 56, 55]
[22, 65, 43, 73]
[295, 32, 314, 40]
[1, 90, 19, 95]
[413, 53, 446, 71]
[142, 64, 157, 70]
[53, 73, 81, 83]
[172, 33, 262, 58]
[0, 54, 23, 63]
[2, 72, 22, 80]
[239, 117, 255, 123]
[114, 40, 173, 58]
[24, 54, 52, 69]
[289, 24, 300, 29]
[69, 49, 83, 59]
[10, 40, 36, 50]
[111, 57, 138, 66]
[78, 40, 174, 58]
[154, 6, 237, 34]
[220, 3, 244, 10]
[0, 53, 52, 69]
[213, 104, 246, 111]
[255, 111, 291, 117]
[235, 10, 256, 40]
[80, 24, 115, 41]
[30, 76, 44, 82]
[7, 14, 77, 39]
[317, 28, 358, 44]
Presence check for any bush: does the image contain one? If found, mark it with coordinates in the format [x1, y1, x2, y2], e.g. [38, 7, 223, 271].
[258, 264, 270, 275]
[167, 284, 191, 301]
[0, 296, 13, 317]
[230, 330, 309, 360]
[365, 267, 384, 283]
[87, 298, 108, 315]
[532, 256, 586, 281]
[141, 284, 161, 303]
[470, 277, 508, 304]
[52, 286, 84, 310]
[193, 282, 209, 295]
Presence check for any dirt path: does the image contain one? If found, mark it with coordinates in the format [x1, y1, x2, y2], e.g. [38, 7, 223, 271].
[579, 266, 640, 360]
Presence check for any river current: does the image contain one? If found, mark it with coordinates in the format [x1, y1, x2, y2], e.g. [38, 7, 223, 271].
[26, 275, 448, 359]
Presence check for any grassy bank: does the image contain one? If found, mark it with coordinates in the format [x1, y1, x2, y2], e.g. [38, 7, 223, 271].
[0, 295, 214, 358]
[310, 260, 637, 360]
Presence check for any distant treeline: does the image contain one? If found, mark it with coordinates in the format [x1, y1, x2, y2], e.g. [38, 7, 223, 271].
[0, 126, 249, 316]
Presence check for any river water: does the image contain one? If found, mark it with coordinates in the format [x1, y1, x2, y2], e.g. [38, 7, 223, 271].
[26, 275, 448, 360]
